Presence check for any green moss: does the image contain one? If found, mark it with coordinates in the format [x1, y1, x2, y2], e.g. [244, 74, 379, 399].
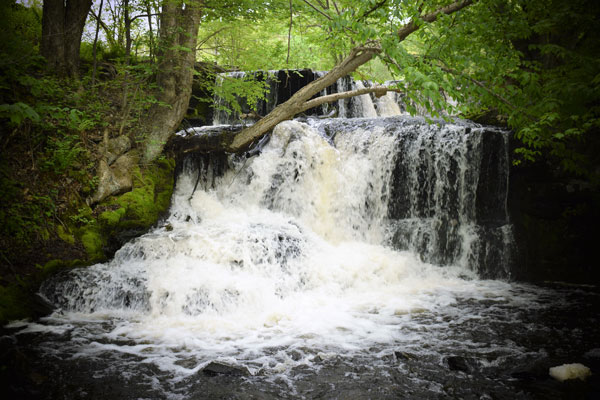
[98, 207, 126, 227]
[56, 225, 75, 245]
[100, 157, 174, 232]
[79, 157, 176, 261]
[80, 228, 104, 262]
[0, 158, 175, 324]
[38, 259, 67, 276]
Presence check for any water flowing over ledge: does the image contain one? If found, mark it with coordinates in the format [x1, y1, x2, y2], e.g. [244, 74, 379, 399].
[7, 113, 599, 399]
[211, 70, 407, 125]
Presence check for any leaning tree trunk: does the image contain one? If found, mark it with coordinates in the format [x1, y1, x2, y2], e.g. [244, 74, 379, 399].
[141, 0, 203, 163]
[225, 0, 475, 153]
[41, 0, 92, 77]
[163, 0, 475, 158]
[168, 0, 475, 155]
[226, 43, 382, 152]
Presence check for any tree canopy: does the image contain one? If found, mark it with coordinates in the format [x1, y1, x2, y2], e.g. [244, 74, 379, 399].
[1, 0, 599, 176]
[186, 0, 599, 178]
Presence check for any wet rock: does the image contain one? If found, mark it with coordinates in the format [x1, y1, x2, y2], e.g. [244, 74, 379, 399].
[395, 351, 417, 361]
[202, 361, 250, 377]
[584, 348, 600, 359]
[174, 358, 198, 369]
[446, 356, 477, 373]
[30, 293, 55, 319]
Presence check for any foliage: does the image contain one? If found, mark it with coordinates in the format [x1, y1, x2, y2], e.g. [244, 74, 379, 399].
[392, 0, 600, 178]
[253, 0, 598, 180]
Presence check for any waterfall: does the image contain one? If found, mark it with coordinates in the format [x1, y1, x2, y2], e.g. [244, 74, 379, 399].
[212, 70, 404, 124]
[308, 117, 513, 278]
[40, 114, 513, 350]
[350, 81, 378, 118]
[16, 72, 597, 399]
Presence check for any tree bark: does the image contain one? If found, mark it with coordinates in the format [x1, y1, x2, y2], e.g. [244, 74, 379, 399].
[154, 0, 476, 159]
[92, 0, 104, 86]
[226, 43, 382, 152]
[41, 0, 66, 74]
[41, 0, 92, 77]
[397, 0, 474, 41]
[124, 0, 132, 61]
[141, 0, 203, 163]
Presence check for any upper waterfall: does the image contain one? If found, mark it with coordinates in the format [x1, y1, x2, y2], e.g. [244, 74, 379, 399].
[211, 70, 406, 125]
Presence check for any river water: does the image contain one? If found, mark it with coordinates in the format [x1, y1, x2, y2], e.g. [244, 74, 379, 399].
[3, 117, 599, 399]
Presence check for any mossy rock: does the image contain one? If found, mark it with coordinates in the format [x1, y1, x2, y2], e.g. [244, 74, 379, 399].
[56, 225, 75, 245]
[99, 158, 174, 230]
[0, 158, 175, 325]
[92, 157, 175, 258]
[80, 228, 105, 262]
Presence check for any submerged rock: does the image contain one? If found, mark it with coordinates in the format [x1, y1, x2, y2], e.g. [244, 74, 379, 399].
[202, 361, 251, 377]
[446, 356, 478, 373]
[395, 351, 417, 361]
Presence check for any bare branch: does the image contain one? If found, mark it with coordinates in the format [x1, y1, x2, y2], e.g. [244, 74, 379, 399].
[89, 9, 118, 48]
[302, 86, 402, 111]
[332, 1, 341, 15]
[398, 0, 475, 40]
[130, 13, 159, 23]
[197, 27, 230, 49]
[438, 64, 536, 121]
[360, 0, 387, 21]
[300, 0, 332, 20]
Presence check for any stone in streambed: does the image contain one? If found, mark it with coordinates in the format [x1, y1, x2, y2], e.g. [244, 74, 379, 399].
[446, 356, 478, 373]
[202, 361, 250, 377]
[549, 363, 592, 382]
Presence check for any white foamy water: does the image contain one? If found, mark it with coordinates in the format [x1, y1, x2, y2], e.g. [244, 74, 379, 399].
[32, 118, 526, 387]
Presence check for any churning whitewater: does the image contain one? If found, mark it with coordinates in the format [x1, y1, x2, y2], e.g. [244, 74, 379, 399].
[21, 116, 549, 398]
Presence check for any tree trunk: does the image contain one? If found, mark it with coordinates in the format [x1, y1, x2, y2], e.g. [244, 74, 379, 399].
[141, 0, 203, 163]
[156, 0, 476, 159]
[124, 0, 132, 61]
[41, 0, 92, 77]
[225, 43, 381, 152]
[146, 0, 155, 61]
[223, 0, 475, 152]
[41, 0, 66, 75]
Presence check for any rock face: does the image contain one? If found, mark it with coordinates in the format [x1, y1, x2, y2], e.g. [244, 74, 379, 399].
[103, 136, 131, 165]
[91, 134, 136, 204]
[508, 155, 600, 283]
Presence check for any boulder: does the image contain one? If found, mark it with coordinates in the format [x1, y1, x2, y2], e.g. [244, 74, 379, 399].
[90, 152, 137, 204]
[549, 363, 592, 382]
[104, 136, 131, 165]
[201, 361, 251, 377]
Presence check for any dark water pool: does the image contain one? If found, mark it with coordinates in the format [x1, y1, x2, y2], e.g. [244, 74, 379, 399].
[1, 282, 599, 400]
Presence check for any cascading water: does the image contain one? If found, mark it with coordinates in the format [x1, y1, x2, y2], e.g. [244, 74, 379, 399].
[6, 110, 600, 397]
[310, 117, 513, 278]
[44, 118, 508, 346]
[212, 70, 402, 124]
